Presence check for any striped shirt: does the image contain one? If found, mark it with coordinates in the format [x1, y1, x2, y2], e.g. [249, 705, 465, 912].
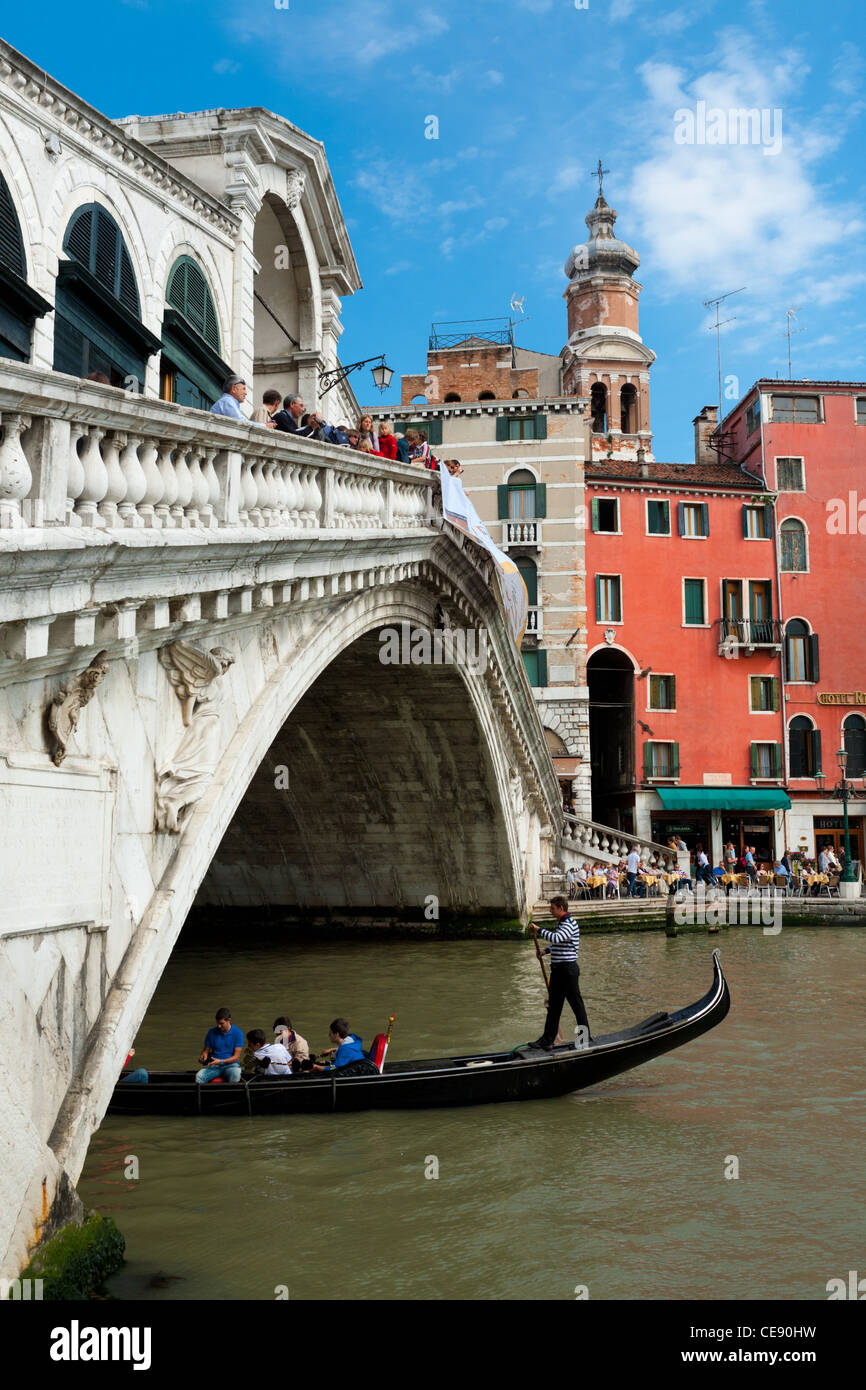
[538, 913, 580, 964]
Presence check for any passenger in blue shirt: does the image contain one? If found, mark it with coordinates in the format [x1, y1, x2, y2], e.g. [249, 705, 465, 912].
[196, 1007, 244, 1084]
[210, 375, 255, 423]
[312, 1019, 368, 1072]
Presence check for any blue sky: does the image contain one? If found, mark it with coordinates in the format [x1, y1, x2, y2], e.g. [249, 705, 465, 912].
[7, 0, 866, 459]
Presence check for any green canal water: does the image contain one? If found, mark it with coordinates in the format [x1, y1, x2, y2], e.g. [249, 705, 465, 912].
[79, 926, 866, 1301]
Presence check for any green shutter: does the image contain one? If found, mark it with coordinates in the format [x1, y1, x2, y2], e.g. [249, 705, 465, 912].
[534, 413, 547, 439]
[677, 502, 685, 535]
[591, 498, 600, 532]
[428, 419, 443, 446]
[764, 503, 773, 536]
[670, 743, 680, 777]
[808, 635, 820, 682]
[771, 743, 783, 777]
[644, 743, 653, 778]
[650, 674, 660, 707]
[750, 743, 759, 777]
[772, 677, 780, 711]
[497, 485, 509, 519]
[495, 416, 508, 442]
[684, 579, 703, 624]
[742, 504, 749, 538]
[812, 729, 822, 774]
[750, 676, 761, 709]
[534, 483, 546, 518]
[595, 574, 602, 620]
[700, 502, 710, 536]
[537, 650, 547, 687]
[669, 675, 676, 708]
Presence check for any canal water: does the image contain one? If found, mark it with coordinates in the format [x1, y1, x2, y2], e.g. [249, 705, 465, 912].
[79, 926, 865, 1301]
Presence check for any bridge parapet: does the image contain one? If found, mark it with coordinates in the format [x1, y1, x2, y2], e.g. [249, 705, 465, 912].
[0, 362, 431, 535]
[559, 813, 682, 872]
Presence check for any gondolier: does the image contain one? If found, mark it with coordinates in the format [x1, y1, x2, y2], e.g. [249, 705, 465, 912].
[528, 897, 590, 1049]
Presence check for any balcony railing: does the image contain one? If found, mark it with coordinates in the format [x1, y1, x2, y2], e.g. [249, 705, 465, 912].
[717, 618, 783, 650]
[525, 606, 542, 636]
[501, 518, 541, 548]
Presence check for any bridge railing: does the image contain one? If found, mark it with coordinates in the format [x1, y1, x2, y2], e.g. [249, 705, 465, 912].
[559, 812, 682, 872]
[0, 362, 435, 533]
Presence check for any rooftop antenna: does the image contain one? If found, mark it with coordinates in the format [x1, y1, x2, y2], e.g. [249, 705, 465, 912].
[782, 306, 804, 378]
[703, 287, 746, 422]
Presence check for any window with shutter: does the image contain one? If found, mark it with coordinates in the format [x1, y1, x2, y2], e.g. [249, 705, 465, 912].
[166, 256, 221, 352]
[683, 579, 705, 625]
[63, 204, 141, 316]
[534, 483, 546, 518]
[0, 173, 26, 277]
[647, 499, 669, 535]
[780, 519, 807, 571]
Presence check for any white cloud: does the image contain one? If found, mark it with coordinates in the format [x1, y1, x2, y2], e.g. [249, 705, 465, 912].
[384, 260, 413, 276]
[213, 58, 240, 75]
[355, 5, 449, 64]
[484, 69, 505, 86]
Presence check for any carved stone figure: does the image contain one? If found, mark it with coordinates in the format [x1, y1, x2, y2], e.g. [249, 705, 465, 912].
[48, 650, 109, 765]
[285, 169, 306, 209]
[155, 641, 235, 833]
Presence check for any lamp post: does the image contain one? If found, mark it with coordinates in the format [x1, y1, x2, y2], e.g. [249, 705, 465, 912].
[834, 746, 856, 885]
[319, 355, 394, 398]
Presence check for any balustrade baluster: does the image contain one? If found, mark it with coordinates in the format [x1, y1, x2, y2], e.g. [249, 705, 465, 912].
[154, 442, 178, 528]
[76, 426, 108, 527]
[96, 431, 127, 528]
[66, 423, 86, 527]
[117, 434, 146, 527]
[0, 411, 32, 529]
[201, 447, 219, 529]
[171, 443, 194, 528]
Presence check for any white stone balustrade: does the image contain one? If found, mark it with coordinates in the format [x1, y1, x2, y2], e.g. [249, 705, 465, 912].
[560, 812, 678, 871]
[0, 363, 436, 535]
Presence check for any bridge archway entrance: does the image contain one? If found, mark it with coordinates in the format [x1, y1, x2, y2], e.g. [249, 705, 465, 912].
[587, 647, 635, 833]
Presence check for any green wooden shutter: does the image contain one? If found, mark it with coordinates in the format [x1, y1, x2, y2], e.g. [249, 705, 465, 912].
[808, 635, 820, 682]
[750, 743, 759, 777]
[428, 419, 443, 446]
[812, 730, 822, 774]
[591, 498, 600, 532]
[537, 650, 547, 687]
[750, 676, 761, 709]
[684, 579, 703, 624]
[700, 502, 710, 536]
[0, 173, 26, 277]
[771, 743, 783, 777]
[497, 485, 509, 519]
[644, 743, 653, 778]
[772, 677, 780, 711]
[677, 502, 685, 535]
[669, 675, 677, 709]
[495, 416, 508, 442]
[650, 674, 660, 707]
[595, 574, 602, 620]
[742, 504, 749, 538]
[534, 413, 547, 439]
[534, 483, 547, 518]
[764, 503, 773, 536]
[670, 743, 680, 777]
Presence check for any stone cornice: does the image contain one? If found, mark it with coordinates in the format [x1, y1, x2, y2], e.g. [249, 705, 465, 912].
[0, 40, 239, 238]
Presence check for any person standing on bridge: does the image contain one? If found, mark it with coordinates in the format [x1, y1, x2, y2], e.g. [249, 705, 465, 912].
[196, 1008, 243, 1084]
[528, 898, 590, 1049]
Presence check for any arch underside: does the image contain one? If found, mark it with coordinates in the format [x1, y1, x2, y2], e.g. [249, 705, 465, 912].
[195, 631, 521, 917]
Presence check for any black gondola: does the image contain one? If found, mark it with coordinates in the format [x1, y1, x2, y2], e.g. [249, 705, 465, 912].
[108, 951, 730, 1117]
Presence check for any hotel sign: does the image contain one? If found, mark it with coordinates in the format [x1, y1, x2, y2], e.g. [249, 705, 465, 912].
[817, 692, 866, 706]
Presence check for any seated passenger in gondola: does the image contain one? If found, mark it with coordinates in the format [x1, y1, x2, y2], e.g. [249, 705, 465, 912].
[244, 1029, 292, 1076]
[273, 1016, 310, 1067]
[311, 1019, 378, 1075]
[196, 1008, 244, 1084]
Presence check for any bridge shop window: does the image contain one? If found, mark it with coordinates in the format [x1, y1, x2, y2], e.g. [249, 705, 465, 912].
[779, 518, 808, 572]
[495, 413, 547, 442]
[787, 717, 821, 777]
[843, 714, 866, 778]
[161, 255, 231, 410]
[751, 741, 784, 779]
[784, 618, 819, 683]
[646, 499, 670, 535]
[498, 469, 546, 521]
[0, 171, 52, 362]
[54, 203, 159, 387]
[591, 497, 620, 533]
[771, 394, 821, 424]
[743, 503, 772, 539]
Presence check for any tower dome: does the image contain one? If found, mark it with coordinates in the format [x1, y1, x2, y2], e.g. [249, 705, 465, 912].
[564, 195, 640, 280]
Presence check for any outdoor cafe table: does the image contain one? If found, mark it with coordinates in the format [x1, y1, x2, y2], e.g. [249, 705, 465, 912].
[800, 873, 829, 887]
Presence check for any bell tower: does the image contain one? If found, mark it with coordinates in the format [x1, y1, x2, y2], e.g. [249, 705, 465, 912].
[561, 167, 656, 461]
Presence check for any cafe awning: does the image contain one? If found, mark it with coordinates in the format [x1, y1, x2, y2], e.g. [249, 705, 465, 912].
[654, 787, 791, 811]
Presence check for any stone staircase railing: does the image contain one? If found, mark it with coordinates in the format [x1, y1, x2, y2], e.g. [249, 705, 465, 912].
[557, 812, 682, 873]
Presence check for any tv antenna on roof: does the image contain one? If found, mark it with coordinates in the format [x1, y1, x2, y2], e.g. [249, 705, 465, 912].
[703, 287, 746, 424]
[781, 306, 805, 378]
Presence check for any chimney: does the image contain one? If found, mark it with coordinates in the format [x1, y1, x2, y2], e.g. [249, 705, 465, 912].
[693, 405, 718, 465]
[637, 445, 649, 478]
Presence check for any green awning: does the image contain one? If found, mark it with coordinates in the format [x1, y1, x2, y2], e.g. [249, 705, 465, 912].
[654, 787, 791, 811]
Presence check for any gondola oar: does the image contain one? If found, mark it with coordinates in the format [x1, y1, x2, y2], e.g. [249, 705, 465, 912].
[528, 922, 565, 1045]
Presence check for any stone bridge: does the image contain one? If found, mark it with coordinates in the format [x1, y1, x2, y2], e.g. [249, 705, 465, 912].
[0, 363, 566, 1276]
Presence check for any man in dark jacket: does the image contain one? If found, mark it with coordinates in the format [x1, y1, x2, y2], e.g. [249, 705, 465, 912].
[273, 393, 319, 436]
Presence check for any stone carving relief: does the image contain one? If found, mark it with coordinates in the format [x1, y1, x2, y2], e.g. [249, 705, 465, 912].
[155, 640, 235, 834]
[48, 650, 109, 764]
[285, 169, 306, 209]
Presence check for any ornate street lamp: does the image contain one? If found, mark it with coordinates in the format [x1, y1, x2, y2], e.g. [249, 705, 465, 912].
[834, 746, 857, 884]
[319, 354, 394, 397]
